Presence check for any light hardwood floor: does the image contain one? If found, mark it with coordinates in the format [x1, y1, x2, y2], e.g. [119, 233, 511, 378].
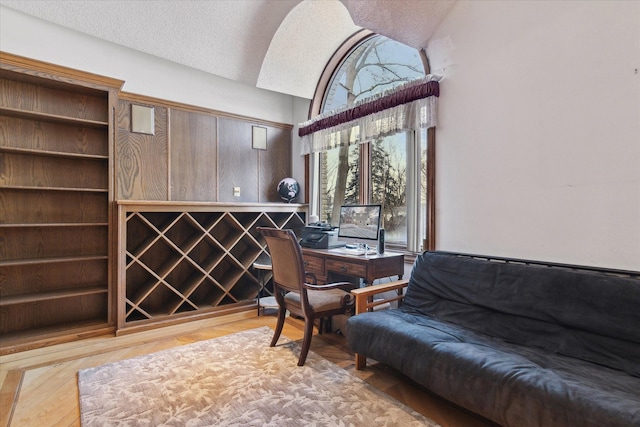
[0, 311, 497, 427]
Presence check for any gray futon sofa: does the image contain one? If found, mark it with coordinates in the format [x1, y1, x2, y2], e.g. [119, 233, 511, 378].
[346, 251, 640, 427]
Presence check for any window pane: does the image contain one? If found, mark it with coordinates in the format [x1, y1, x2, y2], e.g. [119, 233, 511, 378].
[371, 134, 407, 246]
[320, 143, 359, 226]
[322, 36, 425, 113]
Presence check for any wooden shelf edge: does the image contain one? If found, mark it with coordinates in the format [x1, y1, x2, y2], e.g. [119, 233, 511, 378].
[0, 286, 108, 307]
[0, 106, 109, 128]
[0, 255, 108, 267]
[0, 146, 108, 160]
[0, 223, 108, 228]
[117, 200, 308, 210]
[1, 185, 108, 193]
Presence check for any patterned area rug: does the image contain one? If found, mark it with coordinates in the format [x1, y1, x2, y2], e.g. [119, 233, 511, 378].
[78, 326, 439, 426]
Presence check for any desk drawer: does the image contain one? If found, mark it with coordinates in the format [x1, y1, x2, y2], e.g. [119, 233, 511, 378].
[303, 255, 325, 276]
[326, 259, 366, 277]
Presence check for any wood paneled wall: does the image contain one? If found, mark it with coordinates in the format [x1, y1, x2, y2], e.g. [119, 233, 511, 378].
[116, 95, 292, 203]
[170, 110, 217, 201]
[116, 100, 168, 200]
[217, 118, 259, 202]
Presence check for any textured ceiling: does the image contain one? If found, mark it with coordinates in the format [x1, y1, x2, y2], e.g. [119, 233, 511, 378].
[344, 0, 456, 49]
[0, 0, 455, 99]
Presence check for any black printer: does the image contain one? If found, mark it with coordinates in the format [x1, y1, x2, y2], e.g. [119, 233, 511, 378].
[299, 224, 346, 249]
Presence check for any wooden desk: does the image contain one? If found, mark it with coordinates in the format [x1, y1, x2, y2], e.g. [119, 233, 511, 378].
[301, 248, 404, 285]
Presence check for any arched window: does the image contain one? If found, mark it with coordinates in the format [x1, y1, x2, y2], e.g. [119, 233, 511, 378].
[310, 34, 432, 252]
[321, 35, 426, 112]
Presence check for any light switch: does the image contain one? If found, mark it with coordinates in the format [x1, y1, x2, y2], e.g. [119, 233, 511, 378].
[233, 187, 241, 197]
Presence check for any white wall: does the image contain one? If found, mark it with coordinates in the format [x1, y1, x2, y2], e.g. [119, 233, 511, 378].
[0, 6, 295, 125]
[427, 0, 640, 270]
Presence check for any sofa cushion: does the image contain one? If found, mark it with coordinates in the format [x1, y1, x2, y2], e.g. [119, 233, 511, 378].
[401, 252, 640, 376]
[347, 310, 640, 427]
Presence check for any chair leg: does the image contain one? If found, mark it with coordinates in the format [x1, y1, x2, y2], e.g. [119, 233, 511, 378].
[270, 307, 286, 347]
[298, 318, 315, 366]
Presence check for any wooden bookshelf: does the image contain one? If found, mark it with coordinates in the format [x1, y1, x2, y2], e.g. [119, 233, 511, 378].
[0, 56, 121, 355]
[116, 202, 307, 333]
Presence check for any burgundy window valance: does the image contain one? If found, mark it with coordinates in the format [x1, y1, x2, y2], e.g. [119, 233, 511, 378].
[299, 80, 439, 137]
[298, 75, 440, 155]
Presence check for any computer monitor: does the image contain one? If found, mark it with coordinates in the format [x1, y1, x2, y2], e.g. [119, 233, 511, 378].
[337, 204, 381, 241]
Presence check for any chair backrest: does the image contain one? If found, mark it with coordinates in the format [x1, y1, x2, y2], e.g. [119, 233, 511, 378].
[258, 227, 306, 294]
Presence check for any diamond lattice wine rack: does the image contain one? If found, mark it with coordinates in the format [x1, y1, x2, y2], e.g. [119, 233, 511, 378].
[117, 202, 307, 332]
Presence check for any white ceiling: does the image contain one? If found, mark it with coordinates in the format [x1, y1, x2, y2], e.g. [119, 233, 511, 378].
[0, 0, 455, 99]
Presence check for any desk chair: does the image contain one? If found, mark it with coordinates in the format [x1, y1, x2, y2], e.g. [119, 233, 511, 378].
[257, 227, 354, 366]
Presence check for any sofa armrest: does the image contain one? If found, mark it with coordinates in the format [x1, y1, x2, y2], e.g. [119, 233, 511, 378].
[351, 279, 409, 315]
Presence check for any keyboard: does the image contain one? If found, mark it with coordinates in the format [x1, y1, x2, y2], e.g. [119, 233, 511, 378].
[331, 247, 377, 256]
